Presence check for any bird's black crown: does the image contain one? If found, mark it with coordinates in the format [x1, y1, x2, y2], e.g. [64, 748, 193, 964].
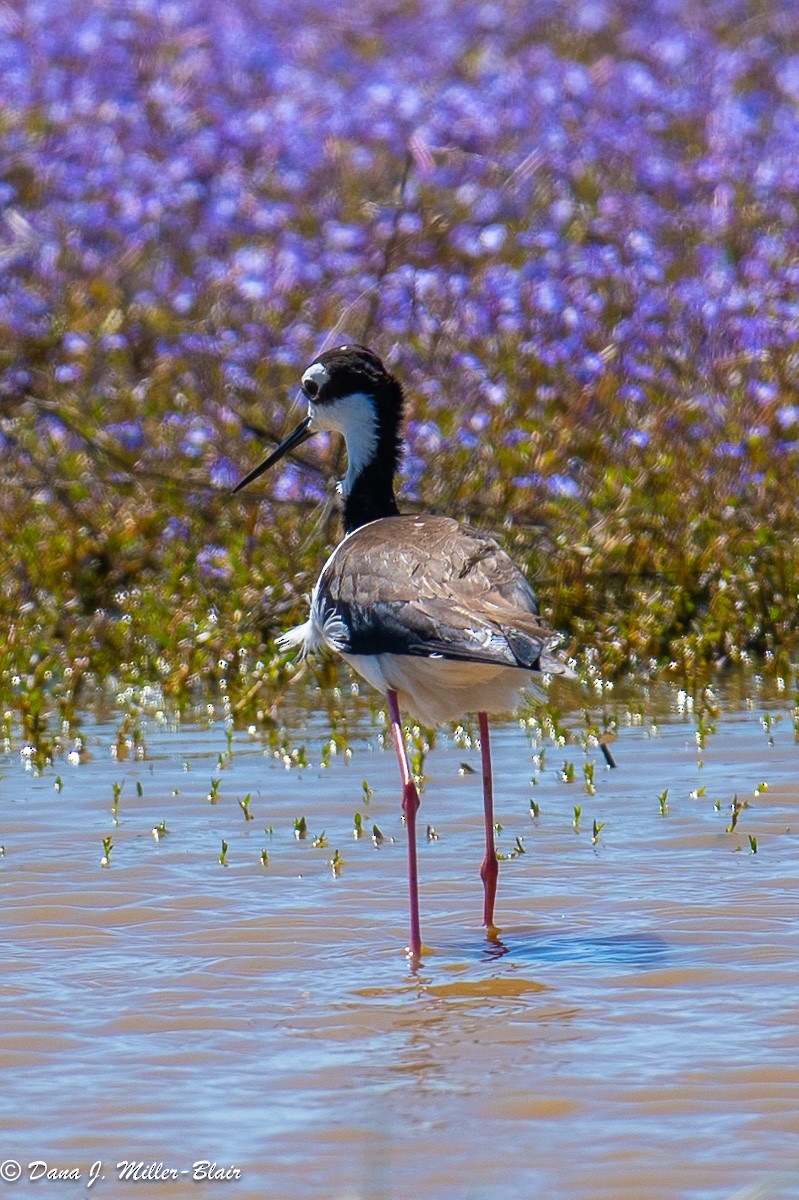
[303, 344, 400, 407]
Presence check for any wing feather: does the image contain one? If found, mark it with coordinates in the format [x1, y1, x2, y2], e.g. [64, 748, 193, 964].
[314, 515, 571, 674]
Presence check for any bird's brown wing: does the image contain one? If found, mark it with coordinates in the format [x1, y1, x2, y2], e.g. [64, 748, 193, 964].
[317, 514, 570, 673]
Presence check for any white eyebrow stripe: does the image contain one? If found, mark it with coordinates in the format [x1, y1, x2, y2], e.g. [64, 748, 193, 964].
[302, 361, 330, 390]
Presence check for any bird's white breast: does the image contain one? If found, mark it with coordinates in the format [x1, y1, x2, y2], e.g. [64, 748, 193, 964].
[340, 652, 542, 726]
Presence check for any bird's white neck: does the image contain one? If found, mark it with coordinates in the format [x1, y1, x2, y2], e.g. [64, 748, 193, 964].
[309, 392, 379, 496]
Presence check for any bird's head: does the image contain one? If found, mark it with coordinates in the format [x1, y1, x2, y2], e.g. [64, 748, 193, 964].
[232, 344, 404, 496]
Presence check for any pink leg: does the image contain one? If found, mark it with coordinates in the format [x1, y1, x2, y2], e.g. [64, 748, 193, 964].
[478, 712, 499, 930]
[386, 689, 422, 958]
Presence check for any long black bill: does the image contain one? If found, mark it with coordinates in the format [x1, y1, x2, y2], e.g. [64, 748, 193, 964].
[231, 414, 314, 494]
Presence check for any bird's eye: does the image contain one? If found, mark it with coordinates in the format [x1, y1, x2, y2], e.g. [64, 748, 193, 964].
[303, 379, 319, 399]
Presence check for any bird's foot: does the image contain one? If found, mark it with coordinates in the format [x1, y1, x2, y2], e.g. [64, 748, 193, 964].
[480, 854, 499, 929]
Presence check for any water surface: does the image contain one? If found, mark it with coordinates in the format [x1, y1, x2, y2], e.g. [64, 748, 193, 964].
[1, 691, 798, 1198]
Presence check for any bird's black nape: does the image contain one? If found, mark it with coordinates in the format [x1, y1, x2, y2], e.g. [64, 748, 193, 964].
[232, 343, 406, 530]
[311, 345, 405, 534]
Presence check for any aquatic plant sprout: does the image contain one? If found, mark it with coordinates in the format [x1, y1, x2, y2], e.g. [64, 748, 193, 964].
[3, 0, 799, 735]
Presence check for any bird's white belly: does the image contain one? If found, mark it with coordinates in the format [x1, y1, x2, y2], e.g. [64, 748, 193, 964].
[341, 652, 540, 726]
[277, 561, 553, 726]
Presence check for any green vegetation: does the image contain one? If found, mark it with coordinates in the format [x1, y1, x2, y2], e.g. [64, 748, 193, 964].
[3, 3, 799, 764]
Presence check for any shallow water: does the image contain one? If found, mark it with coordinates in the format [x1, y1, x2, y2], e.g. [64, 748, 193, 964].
[1, 690, 798, 1199]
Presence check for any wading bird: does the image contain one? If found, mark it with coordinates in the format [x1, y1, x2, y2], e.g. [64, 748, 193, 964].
[233, 344, 572, 957]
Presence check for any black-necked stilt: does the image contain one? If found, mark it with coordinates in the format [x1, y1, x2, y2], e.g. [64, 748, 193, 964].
[234, 344, 572, 957]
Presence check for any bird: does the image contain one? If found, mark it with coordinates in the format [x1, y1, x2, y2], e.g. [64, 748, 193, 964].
[233, 343, 573, 957]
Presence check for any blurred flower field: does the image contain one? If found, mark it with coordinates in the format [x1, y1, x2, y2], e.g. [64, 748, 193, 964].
[2, 0, 799, 750]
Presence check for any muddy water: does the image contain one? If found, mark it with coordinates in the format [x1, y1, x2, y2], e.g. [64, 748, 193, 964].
[1, 691, 798, 1199]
